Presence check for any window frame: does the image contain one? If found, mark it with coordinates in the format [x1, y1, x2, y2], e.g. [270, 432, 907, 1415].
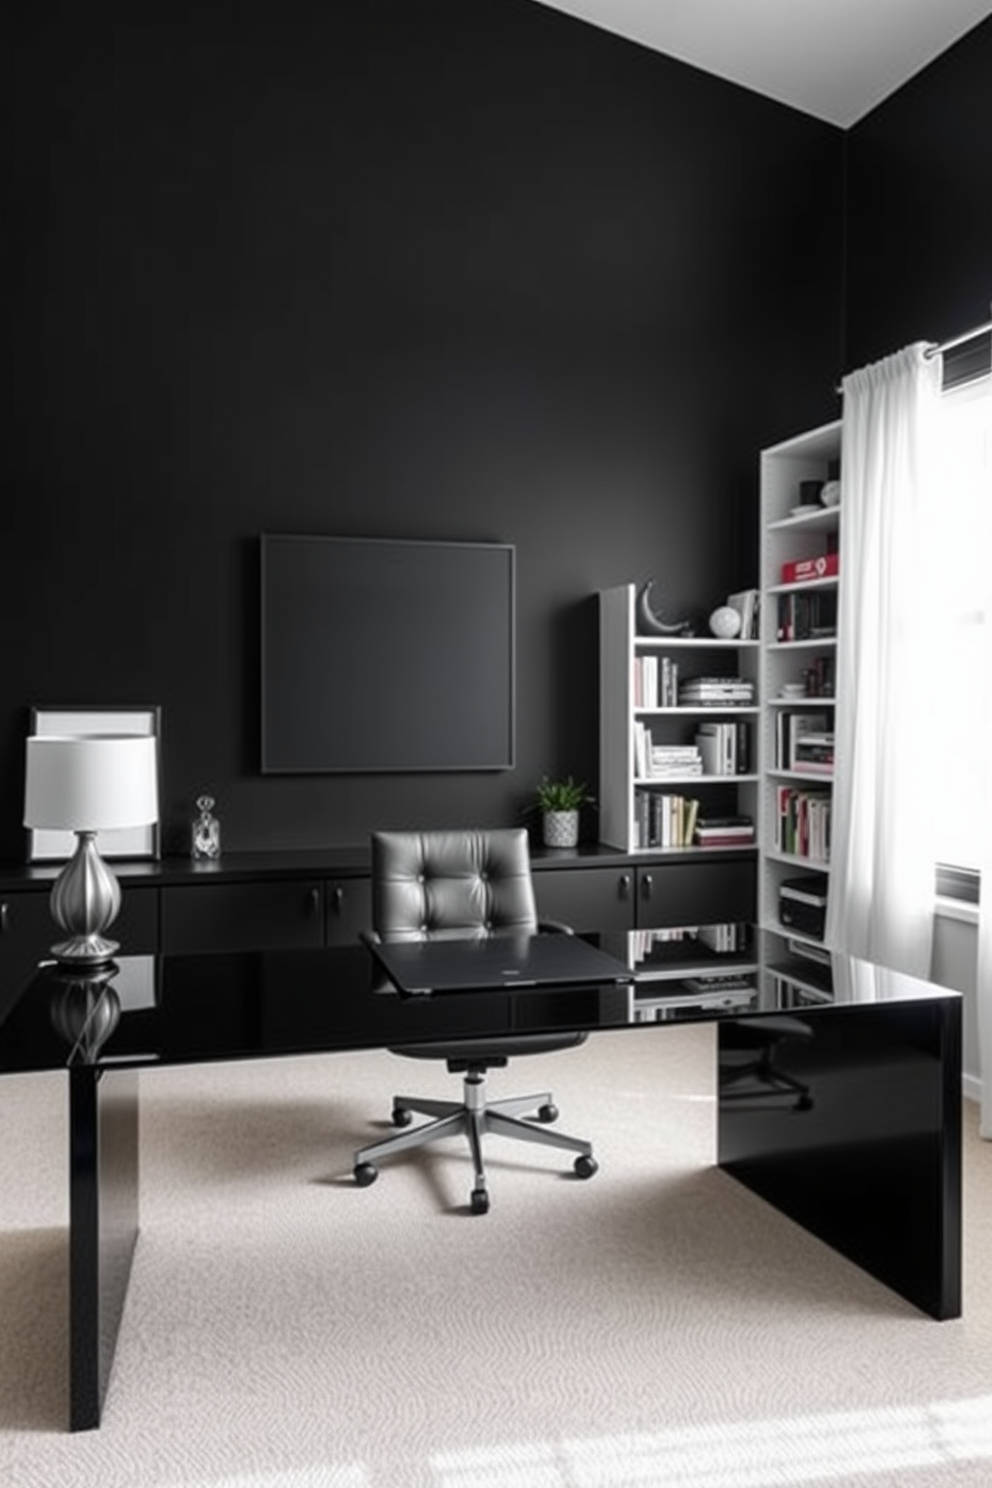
[931, 356, 990, 903]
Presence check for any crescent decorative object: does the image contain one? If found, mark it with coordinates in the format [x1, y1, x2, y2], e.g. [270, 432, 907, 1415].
[636, 581, 695, 637]
[709, 605, 742, 639]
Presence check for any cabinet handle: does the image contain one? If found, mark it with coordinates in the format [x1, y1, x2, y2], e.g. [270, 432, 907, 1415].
[0, 902, 7, 934]
[307, 887, 320, 917]
[641, 873, 654, 898]
[332, 886, 344, 917]
[618, 873, 631, 899]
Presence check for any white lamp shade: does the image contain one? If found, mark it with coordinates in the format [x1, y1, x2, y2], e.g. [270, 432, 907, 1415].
[24, 734, 159, 832]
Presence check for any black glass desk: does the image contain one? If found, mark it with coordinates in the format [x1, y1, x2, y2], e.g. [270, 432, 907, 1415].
[0, 932, 962, 1431]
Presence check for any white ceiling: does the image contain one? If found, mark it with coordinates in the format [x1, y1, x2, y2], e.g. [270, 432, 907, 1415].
[531, 0, 992, 126]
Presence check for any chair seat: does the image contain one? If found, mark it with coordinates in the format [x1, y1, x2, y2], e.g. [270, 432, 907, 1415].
[389, 1030, 587, 1065]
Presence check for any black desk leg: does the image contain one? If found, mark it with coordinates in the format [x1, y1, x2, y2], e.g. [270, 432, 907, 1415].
[717, 999, 962, 1320]
[69, 1066, 140, 1431]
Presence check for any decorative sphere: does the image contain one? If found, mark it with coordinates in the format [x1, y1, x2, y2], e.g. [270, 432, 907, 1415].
[709, 605, 742, 639]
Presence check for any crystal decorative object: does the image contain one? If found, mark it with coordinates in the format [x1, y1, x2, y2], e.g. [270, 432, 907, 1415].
[191, 795, 221, 859]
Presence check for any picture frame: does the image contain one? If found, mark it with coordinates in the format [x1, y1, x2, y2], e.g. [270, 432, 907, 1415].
[27, 705, 162, 862]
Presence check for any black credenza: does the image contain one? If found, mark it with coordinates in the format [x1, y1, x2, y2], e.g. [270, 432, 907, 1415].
[0, 843, 755, 966]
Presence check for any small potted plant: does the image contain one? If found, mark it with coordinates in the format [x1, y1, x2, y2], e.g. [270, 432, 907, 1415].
[533, 775, 595, 849]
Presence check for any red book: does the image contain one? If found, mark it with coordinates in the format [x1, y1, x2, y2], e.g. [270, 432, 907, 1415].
[781, 553, 839, 584]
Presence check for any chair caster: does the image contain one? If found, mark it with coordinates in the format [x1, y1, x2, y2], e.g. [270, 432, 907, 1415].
[574, 1154, 598, 1179]
[392, 1106, 413, 1127]
[537, 1102, 558, 1123]
[354, 1162, 378, 1187]
[470, 1187, 490, 1215]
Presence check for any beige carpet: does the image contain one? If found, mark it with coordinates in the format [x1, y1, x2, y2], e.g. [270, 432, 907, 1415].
[1, 1024, 991, 1488]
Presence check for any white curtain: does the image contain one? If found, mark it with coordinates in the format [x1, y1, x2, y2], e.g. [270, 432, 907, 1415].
[824, 343, 943, 977]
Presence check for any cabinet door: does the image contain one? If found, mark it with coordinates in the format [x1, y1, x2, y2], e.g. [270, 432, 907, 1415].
[324, 878, 372, 945]
[115, 885, 159, 953]
[533, 867, 635, 932]
[161, 881, 324, 954]
[635, 857, 755, 929]
[0, 891, 57, 1018]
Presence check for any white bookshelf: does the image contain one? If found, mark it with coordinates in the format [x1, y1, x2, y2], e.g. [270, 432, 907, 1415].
[599, 584, 759, 854]
[758, 420, 842, 949]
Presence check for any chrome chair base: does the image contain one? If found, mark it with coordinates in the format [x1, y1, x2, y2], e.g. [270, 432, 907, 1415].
[353, 1069, 597, 1213]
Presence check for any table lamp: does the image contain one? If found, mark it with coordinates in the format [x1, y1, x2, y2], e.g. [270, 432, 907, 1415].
[24, 733, 160, 965]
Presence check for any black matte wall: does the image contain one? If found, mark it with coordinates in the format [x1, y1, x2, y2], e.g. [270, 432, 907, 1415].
[845, 16, 992, 368]
[2, 0, 845, 856]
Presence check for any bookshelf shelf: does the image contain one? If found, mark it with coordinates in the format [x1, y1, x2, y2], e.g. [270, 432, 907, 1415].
[634, 774, 760, 786]
[758, 420, 842, 949]
[767, 696, 835, 707]
[599, 583, 759, 854]
[634, 706, 761, 718]
[632, 637, 759, 649]
[768, 510, 837, 535]
[768, 577, 839, 595]
[767, 638, 837, 652]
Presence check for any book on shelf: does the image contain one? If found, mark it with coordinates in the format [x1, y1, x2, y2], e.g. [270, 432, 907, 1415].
[776, 590, 837, 642]
[693, 814, 755, 847]
[633, 654, 653, 708]
[660, 656, 679, 707]
[695, 719, 751, 776]
[792, 732, 834, 774]
[775, 785, 831, 860]
[633, 723, 703, 779]
[725, 588, 760, 640]
[679, 676, 755, 705]
[736, 717, 750, 773]
[633, 791, 700, 849]
[634, 655, 680, 709]
[776, 711, 830, 771]
[788, 715, 830, 771]
[781, 553, 839, 585]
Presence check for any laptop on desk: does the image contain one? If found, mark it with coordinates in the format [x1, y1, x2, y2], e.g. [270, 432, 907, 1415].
[368, 933, 634, 997]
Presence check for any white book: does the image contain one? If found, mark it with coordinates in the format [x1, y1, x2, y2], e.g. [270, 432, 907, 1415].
[643, 655, 658, 709]
[695, 730, 723, 776]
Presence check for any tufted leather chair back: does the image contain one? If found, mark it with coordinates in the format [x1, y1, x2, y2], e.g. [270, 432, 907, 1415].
[371, 829, 539, 943]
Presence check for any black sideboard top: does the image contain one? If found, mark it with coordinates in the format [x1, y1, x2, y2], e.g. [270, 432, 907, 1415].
[0, 841, 756, 895]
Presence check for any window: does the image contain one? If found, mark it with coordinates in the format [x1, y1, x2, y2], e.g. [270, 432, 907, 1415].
[928, 372, 991, 888]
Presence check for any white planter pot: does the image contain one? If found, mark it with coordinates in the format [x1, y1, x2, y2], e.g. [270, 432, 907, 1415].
[542, 809, 579, 848]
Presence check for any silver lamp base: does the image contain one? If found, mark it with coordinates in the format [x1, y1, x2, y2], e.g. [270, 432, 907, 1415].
[50, 932, 121, 964]
[49, 831, 123, 966]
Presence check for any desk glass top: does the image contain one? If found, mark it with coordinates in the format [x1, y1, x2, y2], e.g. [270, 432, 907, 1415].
[0, 928, 959, 1077]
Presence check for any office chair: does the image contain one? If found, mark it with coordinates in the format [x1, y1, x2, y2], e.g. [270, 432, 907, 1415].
[352, 828, 597, 1213]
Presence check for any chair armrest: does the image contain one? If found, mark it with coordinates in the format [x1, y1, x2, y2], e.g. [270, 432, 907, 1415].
[538, 918, 574, 936]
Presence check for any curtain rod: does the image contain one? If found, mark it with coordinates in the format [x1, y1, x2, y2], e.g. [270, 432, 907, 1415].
[922, 317, 992, 359]
[836, 317, 992, 391]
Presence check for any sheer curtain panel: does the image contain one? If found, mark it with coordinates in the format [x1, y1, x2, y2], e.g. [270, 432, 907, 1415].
[824, 344, 943, 978]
